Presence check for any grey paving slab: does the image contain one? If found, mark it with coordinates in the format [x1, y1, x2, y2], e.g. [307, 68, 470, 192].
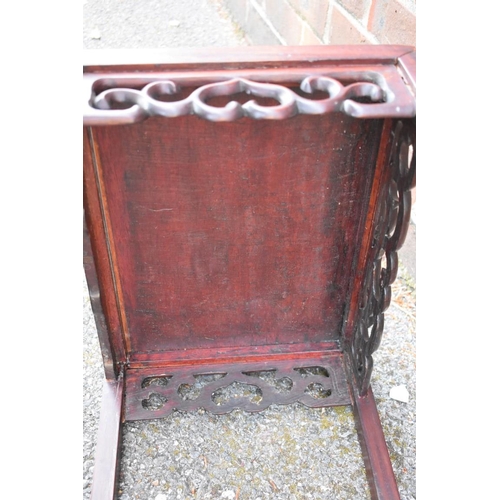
[83, 0, 246, 49]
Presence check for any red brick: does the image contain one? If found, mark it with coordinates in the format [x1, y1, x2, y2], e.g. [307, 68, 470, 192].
[368, 0, 415, 45]
[264, 0, 304, 45]
[300, 21, 323, 45]
[328, 4, 369, 44]
[246, 3, 282, 45]
[287, 0, 330, 39]
[337, 0, 371, 24]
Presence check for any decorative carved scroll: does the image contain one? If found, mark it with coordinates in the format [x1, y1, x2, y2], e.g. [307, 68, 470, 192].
[350, 119, 416, 395]
[89, 76, 386, 122]
[125, 357, 350, 420]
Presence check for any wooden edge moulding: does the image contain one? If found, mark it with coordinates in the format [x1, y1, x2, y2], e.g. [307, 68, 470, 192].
[83, 45, 416, 500]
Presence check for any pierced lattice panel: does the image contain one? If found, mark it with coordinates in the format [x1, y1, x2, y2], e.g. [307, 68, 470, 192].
[125, 353, 350, 420]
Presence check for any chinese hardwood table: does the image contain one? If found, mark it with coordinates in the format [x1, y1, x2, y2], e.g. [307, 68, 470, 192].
[83, 45, 416, 500]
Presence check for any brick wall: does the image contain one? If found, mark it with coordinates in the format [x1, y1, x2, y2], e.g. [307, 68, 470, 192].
[221, 0, 415, 47]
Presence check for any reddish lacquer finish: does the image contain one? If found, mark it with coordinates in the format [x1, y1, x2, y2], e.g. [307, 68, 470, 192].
[90, 113, 382, 355]
[84, 45, 415, 500]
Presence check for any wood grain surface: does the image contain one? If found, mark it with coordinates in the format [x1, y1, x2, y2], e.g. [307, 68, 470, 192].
[89, 113, 382, 355]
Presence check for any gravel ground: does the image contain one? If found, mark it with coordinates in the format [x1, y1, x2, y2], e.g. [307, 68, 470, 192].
[83, 2, 416, 498]
[83, 269, 416, 500]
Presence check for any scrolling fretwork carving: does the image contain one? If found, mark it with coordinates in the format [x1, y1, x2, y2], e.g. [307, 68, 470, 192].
[89, 76, 386, 122]
[350, 119, 416, 395]
[125, 358, 350, 420]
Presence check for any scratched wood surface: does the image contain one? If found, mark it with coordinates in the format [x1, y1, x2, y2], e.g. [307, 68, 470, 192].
[88, 111, 383, 355]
